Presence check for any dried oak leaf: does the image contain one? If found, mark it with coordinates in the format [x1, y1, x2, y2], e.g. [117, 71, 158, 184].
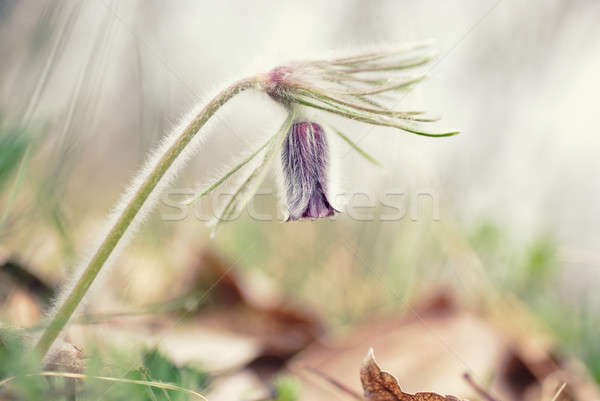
[360, 349, 462, 401]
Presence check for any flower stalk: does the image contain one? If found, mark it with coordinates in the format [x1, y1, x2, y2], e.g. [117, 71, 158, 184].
[34, 76, 258, 358]
[34, 43, 458, 359]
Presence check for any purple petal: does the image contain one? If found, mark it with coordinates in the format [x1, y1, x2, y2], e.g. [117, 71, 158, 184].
[281, 122, 337, 221]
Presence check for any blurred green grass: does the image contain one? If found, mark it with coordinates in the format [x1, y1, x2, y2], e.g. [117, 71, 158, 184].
[0, 332, 210, 401]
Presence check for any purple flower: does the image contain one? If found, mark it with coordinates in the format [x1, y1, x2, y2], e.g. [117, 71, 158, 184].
[207, 45, 457, 229]
[281, 122, 337, 221]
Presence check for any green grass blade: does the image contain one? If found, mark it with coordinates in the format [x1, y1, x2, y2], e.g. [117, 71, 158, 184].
[0, 372, 208, 400]
[0, 145, 31, 234]
[330, 126, 382, 167]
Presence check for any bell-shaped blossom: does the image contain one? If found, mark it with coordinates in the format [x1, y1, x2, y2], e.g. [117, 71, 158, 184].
[189, 44, 457, 230]
[281, 122, 336, 220]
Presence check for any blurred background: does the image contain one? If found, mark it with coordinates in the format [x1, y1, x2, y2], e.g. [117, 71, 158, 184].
[1, 1, 599, 400]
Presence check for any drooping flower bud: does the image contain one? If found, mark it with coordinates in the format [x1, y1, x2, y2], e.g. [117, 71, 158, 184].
[204, 45, 457, 230]
[281, 122, 336, 221]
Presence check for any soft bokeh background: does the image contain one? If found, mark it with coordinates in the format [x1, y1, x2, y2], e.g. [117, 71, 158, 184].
[1, 0, 599, 399]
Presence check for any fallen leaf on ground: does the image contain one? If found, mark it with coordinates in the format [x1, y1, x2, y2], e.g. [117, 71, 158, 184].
[182, 249, 323, 376]
[290, 290, 599, 401]
[361, 348, 461, 401]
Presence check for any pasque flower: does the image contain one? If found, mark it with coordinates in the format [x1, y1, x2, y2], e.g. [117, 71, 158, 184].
[206, 43, 458, 226]
[35, 43, 458, 358]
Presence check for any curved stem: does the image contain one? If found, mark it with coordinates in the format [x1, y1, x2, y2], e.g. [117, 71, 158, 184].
[34, 76, 258, 358]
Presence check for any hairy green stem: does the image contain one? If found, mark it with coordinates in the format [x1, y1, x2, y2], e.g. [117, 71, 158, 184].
[34, 76, 258, 358]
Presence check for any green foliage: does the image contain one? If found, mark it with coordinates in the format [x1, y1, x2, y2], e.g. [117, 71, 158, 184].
[0, 330, 46, 400]
[0, 119, 38, 237]
[0, 122, 31, 190]
[115, 349, 208, 401]
[274, 376, 299, 401]
[0, 337, 209, 401]
[469, 220, 557, 296]
[522, 235, 556, 283]
[469, 219, 502, 253]
[468, 219, 600, 383]
[537, 296, 600, 384]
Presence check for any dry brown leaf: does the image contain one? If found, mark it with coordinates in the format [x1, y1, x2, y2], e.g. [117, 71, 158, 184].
[184, 249, 323, 369]
[360, 349, 462, 401]
[292, 290, 599, 401]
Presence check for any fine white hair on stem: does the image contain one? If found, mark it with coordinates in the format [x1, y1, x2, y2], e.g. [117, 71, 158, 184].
[37, 76, 250, 357]
[35, 41, 456, 359]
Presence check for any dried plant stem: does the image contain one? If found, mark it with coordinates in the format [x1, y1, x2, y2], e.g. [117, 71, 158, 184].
[463, 373, 499, 401]
[549, 382, 566, 401]
[34, 76, 258, 359]
[300, 365, 363, 400]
